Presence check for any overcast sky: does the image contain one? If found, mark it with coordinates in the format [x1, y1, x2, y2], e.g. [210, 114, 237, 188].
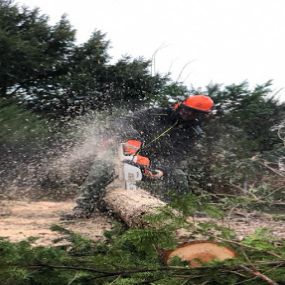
[17, 0, 285, 101]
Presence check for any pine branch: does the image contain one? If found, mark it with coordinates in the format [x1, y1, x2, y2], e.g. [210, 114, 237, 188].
[214, 236, 283, 259]
[258, 160, 285, 177]
[27, 260, 285, 274]
[239, 265, 279, 285]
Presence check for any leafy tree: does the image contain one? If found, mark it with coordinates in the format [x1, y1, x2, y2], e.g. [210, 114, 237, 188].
[0, 98, 49, 144]
[207, 81, 285, 152]
[102, 56, 168, 109]
[0, 0, 75, 98]
[60, 31, 111, 111]
[185, 82, 285, 194]
[0, 1, 169, 116]
[0, 97, 53, 191]
[24, 30, 110, 116]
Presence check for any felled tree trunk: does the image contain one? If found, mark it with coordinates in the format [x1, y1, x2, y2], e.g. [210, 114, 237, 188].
[103, 182, 237, 267]
[104, 182, 166, 227]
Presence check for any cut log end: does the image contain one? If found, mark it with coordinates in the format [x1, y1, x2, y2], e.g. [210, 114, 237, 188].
[104, 184, 237, 267]
[164, 241, 236, 267]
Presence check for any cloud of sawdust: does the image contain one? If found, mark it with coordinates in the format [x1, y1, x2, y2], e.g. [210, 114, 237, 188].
[1, 109, 126, 200]
[46, 111, 116, 182]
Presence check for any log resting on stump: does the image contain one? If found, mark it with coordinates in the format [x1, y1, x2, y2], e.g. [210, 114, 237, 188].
[103, 181, 236, 266]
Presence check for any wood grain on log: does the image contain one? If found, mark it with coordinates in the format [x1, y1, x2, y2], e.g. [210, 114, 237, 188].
[104, 184, 165, 227]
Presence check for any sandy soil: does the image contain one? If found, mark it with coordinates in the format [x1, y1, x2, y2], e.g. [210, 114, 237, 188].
[0, 200, 112, 246]
[0, 200, 284, 247]
[185, 212, 285, 241]
[219, 212, 285, 240]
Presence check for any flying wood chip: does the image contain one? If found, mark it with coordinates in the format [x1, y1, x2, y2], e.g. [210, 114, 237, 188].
[164, 241, 236, 267]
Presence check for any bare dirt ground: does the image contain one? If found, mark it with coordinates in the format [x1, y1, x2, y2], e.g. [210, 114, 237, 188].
[0, 200, 112, 246]
[0, 199, 284, 247]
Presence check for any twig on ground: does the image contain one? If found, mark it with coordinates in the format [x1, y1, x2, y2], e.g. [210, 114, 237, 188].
[239, 265, 279, 285]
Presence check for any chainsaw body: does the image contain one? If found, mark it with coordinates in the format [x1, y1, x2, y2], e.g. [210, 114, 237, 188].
[118, 143, 143, 190]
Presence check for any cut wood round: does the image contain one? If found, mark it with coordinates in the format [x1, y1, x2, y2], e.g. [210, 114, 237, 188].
[163, 241, 236, 267]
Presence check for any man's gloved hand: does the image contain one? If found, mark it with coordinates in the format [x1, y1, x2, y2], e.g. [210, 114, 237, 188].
[122, 140, 164, 179]
[133, 154, 150, 167]
[143, 168, 164, 179]
[133, 155, 163, 179]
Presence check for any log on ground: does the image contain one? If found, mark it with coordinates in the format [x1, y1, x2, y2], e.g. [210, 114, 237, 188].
[103, 183, 237, 266]
[104, 184, 165, 227]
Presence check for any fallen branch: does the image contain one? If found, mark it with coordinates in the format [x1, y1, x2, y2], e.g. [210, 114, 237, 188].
[239, 265, 279, 285]
[258, 161, 285, 177]
[27, 260, 285, 274]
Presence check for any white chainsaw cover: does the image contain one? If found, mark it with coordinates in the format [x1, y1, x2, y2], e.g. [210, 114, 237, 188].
[122, 163, 143, 190]
[118, 143, 143, 190]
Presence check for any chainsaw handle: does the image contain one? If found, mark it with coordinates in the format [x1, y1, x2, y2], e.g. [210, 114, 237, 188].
[122, 159, 153, 171]
[122, 160, 163, 179]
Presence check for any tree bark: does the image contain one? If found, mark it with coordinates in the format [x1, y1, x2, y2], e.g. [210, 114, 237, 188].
[103, 182, 237, 267]
[104, 181, 166, 227]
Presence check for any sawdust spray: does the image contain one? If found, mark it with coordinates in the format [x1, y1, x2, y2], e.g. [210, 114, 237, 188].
[1, 109, 126, 200]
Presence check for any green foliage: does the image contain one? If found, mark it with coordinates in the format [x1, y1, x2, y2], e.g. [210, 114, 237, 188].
[0, 1, 168, 117]
[0, 201, 284, 285]
[151, 81, 190, 107]
[39, 30, 112, 115]
[207, 81, 285, 152]
[0, 0, 75, 98]
[182, 82, 285, 196]
[242, 228, 276, 251]
[170, 193, 224, 219]
[0, 98, 50, 144]
[103, 56, 168, 108]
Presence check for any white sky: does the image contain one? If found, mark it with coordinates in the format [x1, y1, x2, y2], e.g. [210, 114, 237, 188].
[17, 0, 285, 101]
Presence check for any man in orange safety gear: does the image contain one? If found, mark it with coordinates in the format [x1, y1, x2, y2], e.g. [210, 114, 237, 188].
[116, 95, 214, 179]
[64, 95, 214, 219]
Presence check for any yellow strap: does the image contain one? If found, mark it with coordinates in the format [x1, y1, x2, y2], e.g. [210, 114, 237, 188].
[134, 120, 179, 157]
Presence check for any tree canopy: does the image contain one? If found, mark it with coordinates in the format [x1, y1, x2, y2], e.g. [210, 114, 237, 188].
[0, 0, 168, 116]
[0, 0, 75, 98]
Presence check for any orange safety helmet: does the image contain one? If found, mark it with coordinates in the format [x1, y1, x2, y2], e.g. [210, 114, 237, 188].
[181, 95, 214, 113]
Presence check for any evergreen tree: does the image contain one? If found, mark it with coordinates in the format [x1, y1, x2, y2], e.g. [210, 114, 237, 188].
[186, 82, 285, 194]
[207, 81, 285, 151]
[0, 0, 75, 98]
[24, 30, 111, 116]
[103, 56, 167, 108]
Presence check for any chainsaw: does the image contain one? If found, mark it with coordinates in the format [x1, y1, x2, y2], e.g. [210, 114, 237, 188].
[118, 143, 163, 190]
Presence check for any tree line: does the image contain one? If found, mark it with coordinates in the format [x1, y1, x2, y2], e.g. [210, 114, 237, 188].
[0, 0, 166, 117]
[1, 0, 285, 194]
